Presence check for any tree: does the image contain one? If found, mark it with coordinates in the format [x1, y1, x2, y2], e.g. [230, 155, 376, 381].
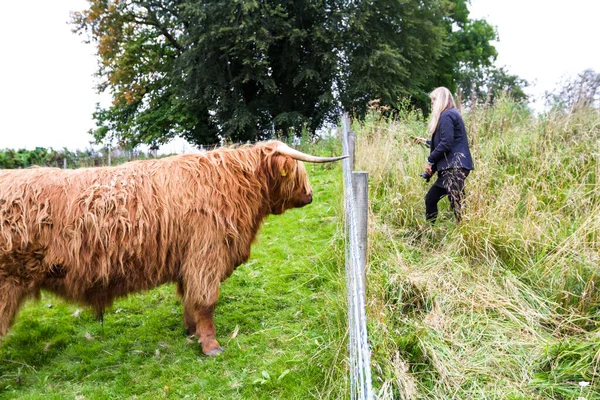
[72, 0, 514, 146]
[177, 0, 342, 143]
[337, 0, 448, 117]
[545, 69, 600, 111]
[428, 0, 527, 107]
[73, 0, 201, 147]
[73, 0, 341, 146]
[431, 1, 497, 93]
[456, 65, 529, 106]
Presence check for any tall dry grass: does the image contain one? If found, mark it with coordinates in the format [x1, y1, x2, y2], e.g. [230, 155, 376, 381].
[355, 99, 600, 399]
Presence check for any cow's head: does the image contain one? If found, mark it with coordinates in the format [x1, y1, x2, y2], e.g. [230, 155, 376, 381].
[263, 141, 347, 215]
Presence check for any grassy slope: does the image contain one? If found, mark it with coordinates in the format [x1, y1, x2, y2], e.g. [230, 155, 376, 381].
[0, 164, 348, 399]
[357, 101, 600, 399]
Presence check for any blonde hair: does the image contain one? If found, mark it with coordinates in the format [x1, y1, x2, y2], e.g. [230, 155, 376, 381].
[427, 87, 457, 134]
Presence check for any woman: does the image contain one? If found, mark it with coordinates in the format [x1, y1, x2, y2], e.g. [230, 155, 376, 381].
[414, 87, 473, 222]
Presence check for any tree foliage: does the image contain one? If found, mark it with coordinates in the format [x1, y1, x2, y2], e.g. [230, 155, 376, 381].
[431, 1, 496, 92]
[545, 69, 600, 112]
[339, 0, 448, 117]
[429, 0, 528, 108]
[72, 0, 521, 146]
[73, 0, 191, 146]
[457, 65, 529, 106]
[176, 0, 341, 143]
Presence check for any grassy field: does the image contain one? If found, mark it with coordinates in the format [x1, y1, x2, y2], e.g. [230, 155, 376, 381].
[357, 100, 600, 399]
[0, 162, 349, 399]
[2, 102, 600, 399]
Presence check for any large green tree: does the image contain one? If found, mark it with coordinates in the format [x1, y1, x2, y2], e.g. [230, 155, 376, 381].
[338, 0, 448, 117]
[176, 0, 341, 143]
[73, 0, 510, 146]
[431, 0, 497, 91]
[73, 0, 341, 146]
[428, 0, 528, 107]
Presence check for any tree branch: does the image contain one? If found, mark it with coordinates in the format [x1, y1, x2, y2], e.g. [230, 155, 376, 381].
[125, 6, 184, 54]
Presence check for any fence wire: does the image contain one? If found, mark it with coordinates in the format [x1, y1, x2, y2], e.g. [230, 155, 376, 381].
[341, 114, 373, 400]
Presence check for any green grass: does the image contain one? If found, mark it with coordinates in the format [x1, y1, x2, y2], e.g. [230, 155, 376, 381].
[0, 163, 348, 399]
[5, 104, 600, 399]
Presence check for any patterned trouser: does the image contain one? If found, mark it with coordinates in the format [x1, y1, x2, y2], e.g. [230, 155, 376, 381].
[425, 168, 470, 222]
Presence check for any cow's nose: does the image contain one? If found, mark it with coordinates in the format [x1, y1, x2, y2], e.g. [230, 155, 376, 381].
[306, 192, 313, 204]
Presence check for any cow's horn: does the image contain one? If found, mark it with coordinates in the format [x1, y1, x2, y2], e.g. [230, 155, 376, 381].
[274, 143, 348, 163]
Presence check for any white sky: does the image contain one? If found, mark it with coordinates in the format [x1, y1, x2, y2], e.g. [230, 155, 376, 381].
[0, 1, 598, 151]
[469, 0, 600, 109]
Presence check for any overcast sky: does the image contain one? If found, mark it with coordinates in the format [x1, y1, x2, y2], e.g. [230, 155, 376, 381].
[0, 1, 598, 151]
[469, 0, 600, 108]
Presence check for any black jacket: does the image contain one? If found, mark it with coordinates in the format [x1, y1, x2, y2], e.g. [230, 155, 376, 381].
[427, 108, 474, 172]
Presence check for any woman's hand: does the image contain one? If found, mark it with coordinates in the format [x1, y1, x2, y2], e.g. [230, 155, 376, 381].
[413, 137, 428, 145]
[424, 162, 433, 176]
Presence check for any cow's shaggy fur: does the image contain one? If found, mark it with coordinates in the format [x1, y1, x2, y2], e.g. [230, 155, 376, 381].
[0, 141, 317, 355]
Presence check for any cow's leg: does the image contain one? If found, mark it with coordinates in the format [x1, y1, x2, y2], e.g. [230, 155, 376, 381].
[181, 298, 222, 356]
[197, 302, 221, 356]
[183, 306, 197, 336]
[0, 279, 28, 338]
[185, 286, 223, 356]
[181, 237, 229, 356]
[176, 281, 197, 335]
[181, 267, 224, 355]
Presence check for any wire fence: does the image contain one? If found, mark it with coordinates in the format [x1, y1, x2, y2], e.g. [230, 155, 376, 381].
[341, 113, 373, 400]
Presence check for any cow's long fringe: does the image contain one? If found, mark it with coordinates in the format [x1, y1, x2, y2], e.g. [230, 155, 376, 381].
[0, 141, 309, 335]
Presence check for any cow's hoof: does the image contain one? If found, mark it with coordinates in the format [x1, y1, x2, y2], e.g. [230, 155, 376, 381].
[185, 325, 196, 336]
[204, 347, 225, 357]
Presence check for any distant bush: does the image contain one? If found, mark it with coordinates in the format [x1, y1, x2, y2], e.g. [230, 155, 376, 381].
[0, 147, 161, 169]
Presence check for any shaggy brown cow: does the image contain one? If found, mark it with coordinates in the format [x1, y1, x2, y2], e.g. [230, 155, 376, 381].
[0, 141, 345, 355]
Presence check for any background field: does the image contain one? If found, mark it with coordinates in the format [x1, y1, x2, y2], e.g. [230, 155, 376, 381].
[2, 100, 600, 399]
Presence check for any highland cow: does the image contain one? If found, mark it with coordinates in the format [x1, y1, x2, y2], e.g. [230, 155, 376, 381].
[0, 141, 346, 355]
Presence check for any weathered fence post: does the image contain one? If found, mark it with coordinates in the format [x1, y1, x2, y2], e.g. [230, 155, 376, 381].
[63, 158, 67, 169]
[352, 171, 368, 292]
[341, 113, 373, 400]
[348, 130, 356, 171]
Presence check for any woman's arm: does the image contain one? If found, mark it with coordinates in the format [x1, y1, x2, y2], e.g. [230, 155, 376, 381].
[427, 113, 455, 164]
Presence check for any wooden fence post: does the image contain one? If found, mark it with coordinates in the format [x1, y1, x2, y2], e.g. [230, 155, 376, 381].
[352, 171, 369, 295]
[348, 130, 356, 171]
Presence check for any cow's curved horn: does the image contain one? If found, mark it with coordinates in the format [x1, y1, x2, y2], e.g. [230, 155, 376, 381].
[274, 143, 348, 163]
